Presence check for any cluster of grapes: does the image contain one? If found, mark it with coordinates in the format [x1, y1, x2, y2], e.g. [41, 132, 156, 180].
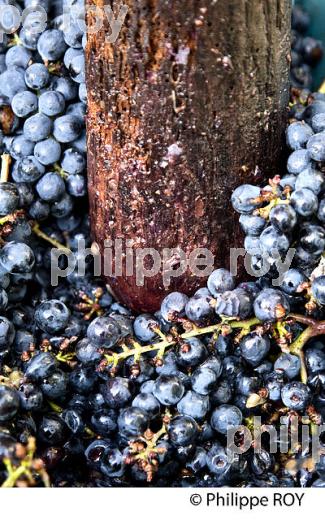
[1, 3, 325, 489]
[291, 5, 323, 90]
[232, 88, 325, 311]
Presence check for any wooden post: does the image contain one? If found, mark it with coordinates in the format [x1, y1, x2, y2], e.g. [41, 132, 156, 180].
[86, 0, 291, 312]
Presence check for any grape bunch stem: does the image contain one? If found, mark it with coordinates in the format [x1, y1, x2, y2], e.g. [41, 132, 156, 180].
[0, 154, 11, 183]
[103, 314, 325, 386]
[1, 437, 50, 488]
[104, 317, 262, 368]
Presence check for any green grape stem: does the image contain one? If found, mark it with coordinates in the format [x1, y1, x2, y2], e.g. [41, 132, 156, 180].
[126, 411, 172, 482]
[289, 314, 325, 354]
[288, 314, 325, 384]
[1, 438, 50, 488]
[104, 317, 261, 367]
[255, 197, 290, 220]
[32, 223, 71, 253]
[1, 461, 30, 488]
[0, 153, 10, 183]
[103, 314, 325, 385]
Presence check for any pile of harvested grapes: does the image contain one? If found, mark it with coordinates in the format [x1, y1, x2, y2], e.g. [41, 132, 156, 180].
[1, 2, 325, 488]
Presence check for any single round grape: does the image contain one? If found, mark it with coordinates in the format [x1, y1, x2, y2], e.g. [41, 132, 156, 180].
[19, 27, 39, 51]
[207, 268, 235, 297]
[5, 46, 32, 69]
[132, 392, 160, 419]
[25, 63, 50, 90]
[53, 114, 82, 143]
[239, 214, 266, 236]
[176, 337, 207, 368]
[51, 193, 74, 218]
[240, 333, 270, 367]
[117, 406, 149, 437]
[18, 383, 43, 412]
[253, 289, 290, 322]
[177, 390, 210, 421]
[287, 149, 311, 174]
[210, 404, 242, 434]
[23, 113, 53, 142]
[168, 415, 199, 446]
[66, 174, 86, 197]
[69, 53, 85, 83]
[236, 374, 261, 397]
[84, 439, 112, 469]
[41, 370, 68, 400]
[185, 294, 212, 321]
[37, 29, 67, 61]
[153, 374, 185, 406]
[63, 21, 84, 48]
[13, 155, 45, 183]
[69, 367, 97, 395]
[36, 172, 66, 202]
[133, 313, 159, 342]
[210, 378, 233, 405]
[231, 184, 261, 214]
[38, 415, 67, 446]
[11, 90, 38, 118]
[260, 225, 290, 256]
[0, 241, 35, 273]
[306, 132, 325, 161]
[62, 409, 84, 435]
[299, 224, 325, 255]
[66, 101, 86, 124]
[35, 299, 70, 334]
[191, 367, 218, 395]
[286, 121, 313, 150]
[312, 112, 325, 133]
[160, 292, 189, 322]
[302, 100, 325, 125]
[100, 447, 125, 478]
[50, 76, 78, 101]
[269, 204, 297, 233]
[291, 188, 318, 217]
[39, 90, 65, 117]
[86, 316, 121, 347]
[282, 268, 306, 295]
[301, 36, 324, 65]
[64, 48, 83, 70]
[274, 353, 301, 379]
[206, 443, 231, 477]
[29, 199, 50, 220]
[90, 409, 117, 436]
[34, 138, 62, 166]
[9, 135, 34, 161]
[75, 338, 101, 366]
[101, 377, 133, 409]
[281, 382, 310, 411]
[294, 245, 320, 269]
